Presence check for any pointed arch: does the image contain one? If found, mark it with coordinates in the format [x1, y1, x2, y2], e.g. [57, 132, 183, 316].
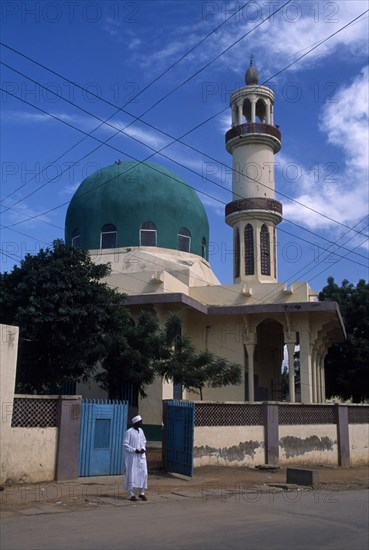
[234, 228, 240, 279]
[261, 224, 271, 275]
[255, 98, 267, 122]
[244, 224, 254, 275]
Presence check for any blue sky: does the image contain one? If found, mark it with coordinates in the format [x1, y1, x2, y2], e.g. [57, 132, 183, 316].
[1, 0, 368, 292]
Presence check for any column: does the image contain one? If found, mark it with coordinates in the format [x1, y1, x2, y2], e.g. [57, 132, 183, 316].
[311, 348, 317, 403]
[299, 331, 313, 403]
[321, 360, 326, 403]
[237, 101, 243, 125]
[266, 101, 271, 124]
[232, 104, 237, 126]
[286, 341, 296, 403]
[245, 343, 255, 401]
[251, 100, 256, 123]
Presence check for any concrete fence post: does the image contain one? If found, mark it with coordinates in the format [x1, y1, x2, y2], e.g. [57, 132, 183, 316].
[55, 396, 82, 481]
[263, 403, 279, 465]
[335, 404, 350, 467]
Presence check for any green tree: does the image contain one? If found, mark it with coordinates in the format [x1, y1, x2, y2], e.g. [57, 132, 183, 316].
[319, 277, 369, 402]
[0, 240, 127, 392]
[95, 309, 165, 399]
[156, 313, 242, 400]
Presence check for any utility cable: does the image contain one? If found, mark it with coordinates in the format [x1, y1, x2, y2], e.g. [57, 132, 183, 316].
[1, 86, 368, 269]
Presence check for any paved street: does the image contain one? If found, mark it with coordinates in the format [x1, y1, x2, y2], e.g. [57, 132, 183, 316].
[1, 489, 368, 550]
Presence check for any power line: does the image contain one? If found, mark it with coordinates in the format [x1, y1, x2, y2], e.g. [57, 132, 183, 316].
[2, 86, 368, 269]
[0, 0, 273, 203]
[2, 6, 368, 236]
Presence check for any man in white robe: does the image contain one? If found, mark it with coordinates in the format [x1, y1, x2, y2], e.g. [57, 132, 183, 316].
[123, 415, 148, 501]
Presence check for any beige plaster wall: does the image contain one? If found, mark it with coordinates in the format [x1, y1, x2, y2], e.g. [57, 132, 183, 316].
[349, 424, 369, 465]
[3, 428, 58, 483]
[1, 325, 59, 483]
[279, 424, 338, 465]
[140, 376, 164, 426]
[193, 425, 265, 467]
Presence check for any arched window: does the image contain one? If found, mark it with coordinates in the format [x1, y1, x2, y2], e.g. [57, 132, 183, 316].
[140, 221, 157, 246]
[178, 227, 191, 252]
[71, 228, 80, 248]
[234, 228, 240, 279]
[244, 224, 254, 275]
[101, 224, 117, 249]
[261, 224, 271, 275]
[201, 237, 207, 259]
[243, 98, 252, 123]
[256, 98, 266, 122]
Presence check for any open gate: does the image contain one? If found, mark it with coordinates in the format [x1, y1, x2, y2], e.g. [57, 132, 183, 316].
[164, 400, 194, 477]
[79, 399, 128, 477]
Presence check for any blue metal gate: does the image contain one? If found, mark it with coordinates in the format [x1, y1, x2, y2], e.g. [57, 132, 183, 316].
[164, 400, 194, 477]
[79, 399, 128, 477]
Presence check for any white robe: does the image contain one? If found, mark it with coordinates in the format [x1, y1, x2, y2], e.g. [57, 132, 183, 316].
[123, 427, 148, 491]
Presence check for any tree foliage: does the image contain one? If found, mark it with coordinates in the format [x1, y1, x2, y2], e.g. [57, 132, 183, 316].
[0, 240, 127, 393]
[319, 277, 369, 402]
[95, 310, 164, 398]
[156, 313, 242, 399]
[0, 243, 242, 400]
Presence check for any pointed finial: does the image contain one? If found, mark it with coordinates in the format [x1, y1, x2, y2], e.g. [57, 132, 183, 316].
[245, 56, 259, 85]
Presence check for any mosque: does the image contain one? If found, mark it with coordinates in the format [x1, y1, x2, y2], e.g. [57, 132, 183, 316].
[65, 62, 345, 439]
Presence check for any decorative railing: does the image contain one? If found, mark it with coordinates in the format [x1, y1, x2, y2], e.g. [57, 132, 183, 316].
[225, 198, 283, 217]
[226, 123, 281, 143]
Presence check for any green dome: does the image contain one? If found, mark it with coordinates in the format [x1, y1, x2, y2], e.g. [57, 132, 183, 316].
[65, 162, 209, 259]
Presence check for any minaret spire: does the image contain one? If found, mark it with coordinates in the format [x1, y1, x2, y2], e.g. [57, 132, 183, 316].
[225, 61, 282, 283]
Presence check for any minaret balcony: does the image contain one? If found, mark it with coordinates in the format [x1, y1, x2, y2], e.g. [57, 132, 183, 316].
[226, 123, 281, 153]
[225, 197, 283, 226]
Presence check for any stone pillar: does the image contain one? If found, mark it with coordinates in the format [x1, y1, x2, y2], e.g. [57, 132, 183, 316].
[245, 343, 255, 402]
[251, 100, 256, 123]
[315, 353, 321, 403]
[266, 101, 271, 124]
[335, 405, 350, 466]
[232, 105, 237, 126]
[299, 331, 313, 403]
[263, 403, 279, 465]
[321, 361, 326, 403]
[237, 101, 243, 125]
[286, 341, 296, 403]
[311, 348, 317, 403]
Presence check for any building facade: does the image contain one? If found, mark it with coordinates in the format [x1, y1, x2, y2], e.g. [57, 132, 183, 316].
[65, 62, 345, 438]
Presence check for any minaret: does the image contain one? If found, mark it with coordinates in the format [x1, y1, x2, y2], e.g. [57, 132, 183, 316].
[225, 59, 282, 284]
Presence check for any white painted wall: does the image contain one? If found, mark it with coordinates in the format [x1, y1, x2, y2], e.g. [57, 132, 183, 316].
[3, 427, 58, 483]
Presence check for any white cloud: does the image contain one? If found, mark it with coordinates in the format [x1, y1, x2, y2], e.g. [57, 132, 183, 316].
[282, 66, 369, 232]
[2, 201, 53, 228]
[132, 1, 368, 78]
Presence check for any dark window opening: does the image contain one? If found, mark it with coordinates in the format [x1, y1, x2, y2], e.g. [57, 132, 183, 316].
[140, 221, 157, 246]
[71, 228, 80, 248]
[234, 228, 240, 279]
[244, 224, 254, 275]
[201, 237, 207, 259]
[261, 224, 271, 275]
[178, 227, 191, 252]
[101, 224, 117, 249]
